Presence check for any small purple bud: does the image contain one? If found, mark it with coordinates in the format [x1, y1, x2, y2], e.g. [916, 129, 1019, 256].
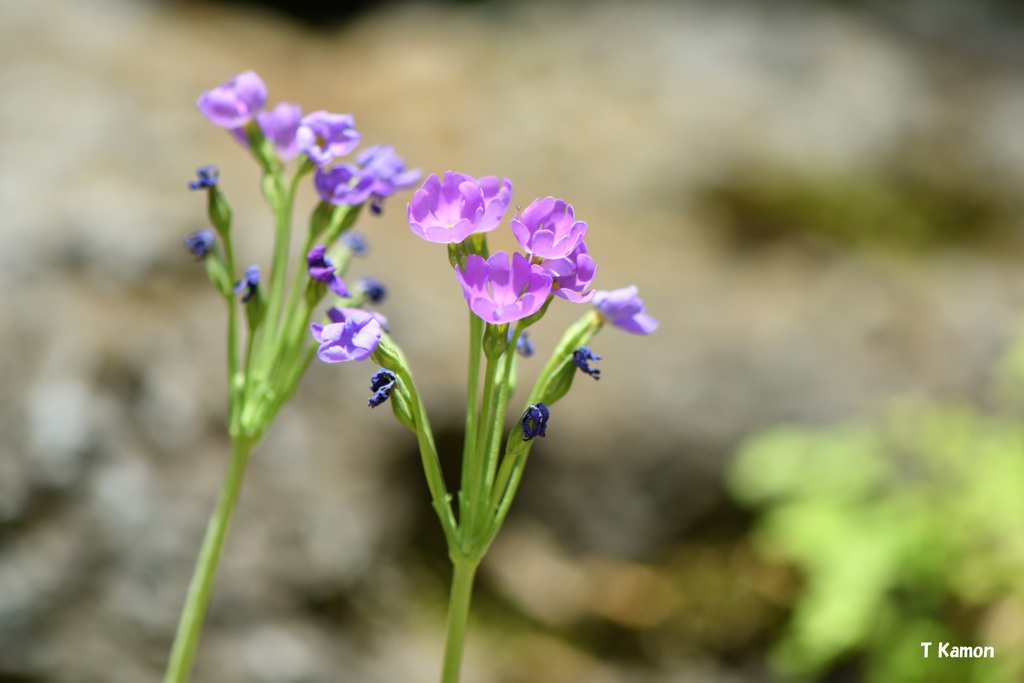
[184, 229, 216, 259]
[306, 245, 350, 297]
[517, 330, 535, 358]
[343, 232, 370, 257]
[521, 403, 550, 441]
[359, 276, 387, 304]
[572, 346, 601, 380]
[234, 265, 260, 303]
[188, 165, 219, 191]
[368, 369, 397, 408]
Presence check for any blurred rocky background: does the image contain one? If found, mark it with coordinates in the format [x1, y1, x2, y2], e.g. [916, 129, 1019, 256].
[4, 0, 1024, 681]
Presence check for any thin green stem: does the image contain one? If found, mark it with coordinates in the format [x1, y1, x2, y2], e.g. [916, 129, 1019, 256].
[396, 365, 459, 546]
[459, 313, 483, 530]
[466, 352, 500, 545]
[440, 559, 479, 683]
[163, 435, 255, 683]
[263, 171, 304, 342]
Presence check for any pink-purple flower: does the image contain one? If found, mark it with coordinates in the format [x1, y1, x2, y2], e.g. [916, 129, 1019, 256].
[510, 197, 587, 260]
[314, 164, 376, 206]
[407, 172, 512, 244]
[357, 145, 422, 200]
[306, 246, 350, 297]
[296, 111, 360, 167]
[310, 308, 382, 362]
[542, 241, 597, 303]
[196, 71, 267, 129]
[455, 251, 552, 324]
[592, 286, 658, 335]
[257, 102, 303, 162]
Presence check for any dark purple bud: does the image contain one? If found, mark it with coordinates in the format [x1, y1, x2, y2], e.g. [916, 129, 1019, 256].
[184, 229, 216, 259]
[359, 276, 387, 304]
[343, 232, 370, 257]
[516, 330, 535, 358]
[189, 165, 219, 190]
[368, 369, 397, 408]
[234, 265, 260, 303]
[572, 346, 601, 380]
[521, 402, 549, 441]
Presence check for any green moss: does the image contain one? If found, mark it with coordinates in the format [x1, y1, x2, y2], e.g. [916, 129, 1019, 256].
[701, 168, 1016, 253]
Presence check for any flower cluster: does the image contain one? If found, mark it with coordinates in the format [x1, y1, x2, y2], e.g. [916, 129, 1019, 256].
[196, 71, 421, 211]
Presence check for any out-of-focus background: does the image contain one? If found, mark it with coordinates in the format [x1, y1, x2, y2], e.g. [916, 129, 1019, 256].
[4, 0, 1024, 681]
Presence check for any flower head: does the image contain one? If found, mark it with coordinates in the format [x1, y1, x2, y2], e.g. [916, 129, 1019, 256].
[296, 111, 360, 167]
[368, 369, 397, 408]
[358, 276, 387, 304]
[310, 308, 382, 363]
[184, 229, 216, 259]
[234, 265, 261, 303]
[357, 145, 422, 212]
[407, 172, 512, 244]
[542, 240, 597, 303]
[455, 251, 552, 324]
[306, 245, 350, 297]
[593, 286, 658, 335]
[521, 403, 550, 441]
[188, 165, 219, 191]
[572, 347, 601, 380]
[196, 71, 267, 129]
[314, 164, 375, 206]
[511, 197, 587, 260]
[257, 102, 303, 162]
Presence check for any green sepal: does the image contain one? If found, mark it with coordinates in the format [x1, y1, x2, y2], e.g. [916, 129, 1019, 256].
[203, 251, 233, 297]
[261, 173, 284, 211]
[389, 379, 418, 432]
[371, 332, 410, 375]
[207, 186, 232, 238]
[246, 122, 280, 176]
[243, 291, 266, 332]
[465, 232, 489, 259]
[482, 322, 509, 360]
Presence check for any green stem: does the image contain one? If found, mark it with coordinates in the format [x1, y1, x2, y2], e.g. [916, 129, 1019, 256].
[459, 313, 483, 531]
[440, 559, 479, 683]
[263, 171, 303, 342]
[163, 435, 255, 683]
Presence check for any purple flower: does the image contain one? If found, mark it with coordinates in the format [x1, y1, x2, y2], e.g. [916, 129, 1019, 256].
[593, 286, 658, 335]
[357, 145, 422, 206]
[511, 197, 588, 260]
[234, 265, 261, 303]
[368, 369, 397, 408]
[314, 164, 376, 206]
[196, 71, 267, 129]
[188, 165, 219, 190]
[257, 102, 303, 162]
[455, 251, 552, 324]
[572, 347, 601, 380]
[358, 276, 387, 304]
[306, 246, 350, 297]
[184, 229, 215, 259]
[326, 306, 390, 334]
[520, 403, 550, 441]
[407, 172, 513, 244]
[310, 308, 382, 363]
[542, 240, 597, 303]
[296, 111, 360, 167]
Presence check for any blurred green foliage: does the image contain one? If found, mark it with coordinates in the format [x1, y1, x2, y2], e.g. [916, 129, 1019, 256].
[728, 334, 1024, 682]
[702, 169, 1017, 252]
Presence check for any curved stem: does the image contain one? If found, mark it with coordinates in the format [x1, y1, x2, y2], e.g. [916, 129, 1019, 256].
[163, 435, 255, 683]
[440, 559, 479, 683]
